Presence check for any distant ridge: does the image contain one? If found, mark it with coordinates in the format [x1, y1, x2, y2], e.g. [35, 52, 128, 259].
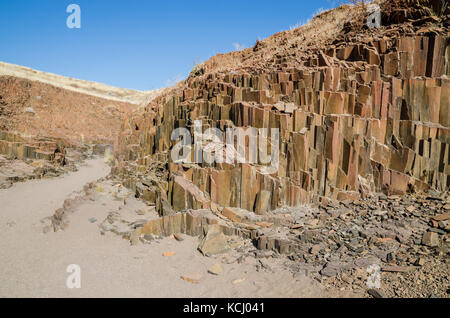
[0, 61, 163, 105]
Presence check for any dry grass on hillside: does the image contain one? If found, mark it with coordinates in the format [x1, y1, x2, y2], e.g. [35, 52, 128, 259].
[0, 61, 163, 105]
[197, 3, 365, 76]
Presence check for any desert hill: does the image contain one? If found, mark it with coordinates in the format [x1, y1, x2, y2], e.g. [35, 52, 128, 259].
[0, 61, 160, 105]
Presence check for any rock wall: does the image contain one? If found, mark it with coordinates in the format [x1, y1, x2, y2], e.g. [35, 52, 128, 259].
[116, 1, 449, 215]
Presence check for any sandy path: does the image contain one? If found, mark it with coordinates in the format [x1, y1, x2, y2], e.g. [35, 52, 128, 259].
[0, 158, 333, 298]
[0, 158, 110, 297]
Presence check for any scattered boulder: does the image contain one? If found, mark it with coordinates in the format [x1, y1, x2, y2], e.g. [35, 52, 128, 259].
[198, 224, 230, 256]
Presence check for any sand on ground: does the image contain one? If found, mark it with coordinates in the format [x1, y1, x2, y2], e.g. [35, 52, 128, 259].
[0, 158, 338, 298]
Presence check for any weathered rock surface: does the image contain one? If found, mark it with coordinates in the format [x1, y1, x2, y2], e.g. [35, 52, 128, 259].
[115, 0, 449, 216]
[198, 224, 230, 256]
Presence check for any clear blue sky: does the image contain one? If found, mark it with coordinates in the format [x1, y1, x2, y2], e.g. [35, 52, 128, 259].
[0, 0, 338, 91]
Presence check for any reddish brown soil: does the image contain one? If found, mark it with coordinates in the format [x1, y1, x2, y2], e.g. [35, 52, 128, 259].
[0, 75, 137, 144]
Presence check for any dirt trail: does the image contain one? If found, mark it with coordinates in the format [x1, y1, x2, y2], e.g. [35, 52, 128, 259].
[0, 158, 342, 298]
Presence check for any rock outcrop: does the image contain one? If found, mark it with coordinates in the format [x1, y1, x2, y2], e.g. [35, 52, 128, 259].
[0, 130, 66, 163]
[116, 0, 449, 216]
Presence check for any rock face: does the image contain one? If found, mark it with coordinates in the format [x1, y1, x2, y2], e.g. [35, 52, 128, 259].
[116, 0, 449, 214]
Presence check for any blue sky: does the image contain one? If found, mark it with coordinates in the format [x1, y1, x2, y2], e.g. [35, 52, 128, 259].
[0, 0, 338, 90]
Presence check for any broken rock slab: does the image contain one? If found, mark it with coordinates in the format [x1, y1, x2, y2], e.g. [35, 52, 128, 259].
[198, 224, 230, 256]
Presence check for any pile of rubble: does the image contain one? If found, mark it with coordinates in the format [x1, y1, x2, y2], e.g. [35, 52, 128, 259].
[280, 190, 449, 298]
[87, 177, 449, 297]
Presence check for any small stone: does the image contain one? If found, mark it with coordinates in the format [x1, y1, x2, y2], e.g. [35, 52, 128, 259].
[422, 232, 440, 247]
[438, 220, 448, 230]
[255, 221, 274, 228]
[181, 273, 204, 284]
[368, 289, 385, 298]
[320, 262, 341, 277]
[173, 233, 184, 241]
[428, 228, 446, 235]
[386, 252, 395, 263]
[136, 209, 146, 216]
[432, 212, 450, 221]
[429, 220, 439, 228]
[162, 251, 176, 257]
[415, 258, 425, 266]
[208, 264, 223, 275]
[25, 107, 35, 114]
[232, 277, 247, 285]
[88, 217, 97, 223]
[130, 219, 147, 228]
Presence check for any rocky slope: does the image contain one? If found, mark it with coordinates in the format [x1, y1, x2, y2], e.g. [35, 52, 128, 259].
[116, 0, 449, 213]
